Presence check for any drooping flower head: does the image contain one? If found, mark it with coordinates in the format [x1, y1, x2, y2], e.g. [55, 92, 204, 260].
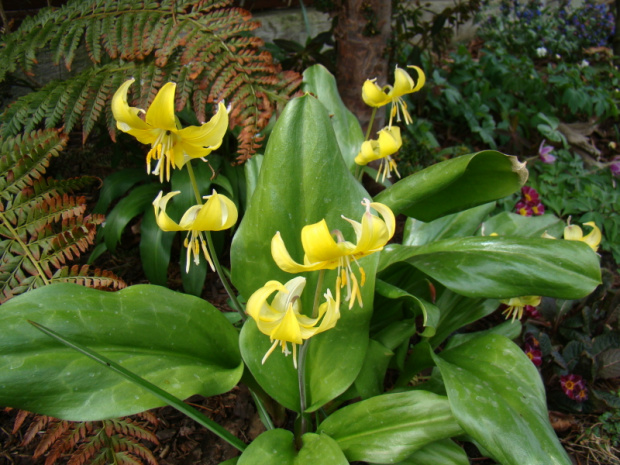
[538, 140, 556, 164]
[560, 374, 588, 402]
[354, 126, 402, 181]
[153, 190, 238, 272]
[112, 79, 228, 182]
[271, 199, 395, 309]
[362, 65, 425, 126]
[564, 220, 601, 252]
[500, 295, 542, 322]
[246, 277, 341, 368]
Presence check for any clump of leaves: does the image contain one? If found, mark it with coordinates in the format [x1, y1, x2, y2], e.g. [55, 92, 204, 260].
[0, 0, 302, 162]
[13, 410, 159, 465]
[0, 128, 126, 303]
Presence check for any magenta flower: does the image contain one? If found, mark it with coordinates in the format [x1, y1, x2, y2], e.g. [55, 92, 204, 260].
[560, 374, 588, 402]
[538, 140, 556, 164]
[521, 186, 540, 204]
[516, 201, 533, 217]
[531, 202, 545, 216]
[610, 157, 620, 177]
[524, 334, 543, 367]
[524, 304, 541, 319]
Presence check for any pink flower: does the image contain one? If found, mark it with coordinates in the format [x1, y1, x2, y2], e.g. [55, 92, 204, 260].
[521, 186, 540, 204]
[531, 202, 545, 216]
[538, 140, 556, 164]
[610, 157, 620, 177]
[524, 334, 543, 366]
[516, 201, 533, 217]
[560, 374, 588, 402]
[524, 305, 541, 319]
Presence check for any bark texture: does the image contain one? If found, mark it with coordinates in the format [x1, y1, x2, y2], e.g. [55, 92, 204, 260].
[334, 0, 392, 135]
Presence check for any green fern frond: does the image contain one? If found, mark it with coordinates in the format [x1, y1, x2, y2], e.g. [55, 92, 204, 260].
[0, 0, 301, 160]
[0, 129, 126, 303]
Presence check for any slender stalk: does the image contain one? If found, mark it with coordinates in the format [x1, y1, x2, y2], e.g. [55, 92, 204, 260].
[185, 162, 245, 320]
[297, 340, 310, 439]
[28, 320, 247, 452]
[311, 269, 326, 318]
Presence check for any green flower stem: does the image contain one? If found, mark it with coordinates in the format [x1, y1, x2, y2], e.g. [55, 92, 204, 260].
[297, 339, 310, 439]
[312, 269, 326, 318]
[28, 320, 247, 452]
[185, 162, 246, 321]
[356, 107, 378, 181]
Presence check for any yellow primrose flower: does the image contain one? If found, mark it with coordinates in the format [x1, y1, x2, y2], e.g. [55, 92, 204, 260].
[246, 276, 341, 368]
[564, 221, 601, 252]
[355, 126, 402, 182]
[153, 190, 238, 272]
[271, 199, 395, 309]
[362, 65, 425, 126]
[500, 296, 542, 322]
[112, 78, 228, 182]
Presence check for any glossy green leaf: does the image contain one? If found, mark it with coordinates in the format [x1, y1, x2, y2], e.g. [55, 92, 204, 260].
[243, 153, 263, 207]
[102, 183, 162, 252]
[93, 168, 150, 215]
[318, 391, 463, 463]
[140, 207, 175, 286]
[375, 279, 440, 337]
[481, 212, 564, 238]
[379, 236, 601, 299]
[303, 64, 364, 171]
[237, 429, 347, 465]
[433, 334, 571, 465]
[232, 95, 372, 412]
[403, 202, 496, 246]
[350, 338, 393, 399]
[374, 151, 527, 220]
[395, 439, 469, 465]
[0, 283, 243, 420]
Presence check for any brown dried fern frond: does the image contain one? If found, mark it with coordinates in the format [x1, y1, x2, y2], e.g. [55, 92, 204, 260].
[0, 129, 126, 303]
[17, 413, 160, 465]
[0, 0, 302, 162]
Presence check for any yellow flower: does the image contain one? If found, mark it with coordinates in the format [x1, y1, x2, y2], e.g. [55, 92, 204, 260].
[355, 126, 402, 182]
[500, 296, 542, 322]
[246, 277, 341, 368]
[271, 199, 395, 309]
[362, 65, 425, 126]
[112, 78, 228, 182]
[564, 221, 601, 252]
[153, 190, 238, 272]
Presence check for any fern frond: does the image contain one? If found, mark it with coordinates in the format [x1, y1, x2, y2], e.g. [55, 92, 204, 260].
[51, 264, 127, 291]
[0, 0, 302, 159]
[0, 129, 125, 303]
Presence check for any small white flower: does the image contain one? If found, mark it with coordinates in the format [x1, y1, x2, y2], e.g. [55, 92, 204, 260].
[579, 59, 590, 68]
[535, 47, 548, 57]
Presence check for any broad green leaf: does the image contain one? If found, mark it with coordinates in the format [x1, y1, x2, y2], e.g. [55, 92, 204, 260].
[433, 334, 571, 465]
[140, 207, 174, 286]
[379, 236, 601, 299]
[237, 429, 347, 465]
[102, 183, 162, 252]
[481, 212, 564, 238]
[243, 153, 263, 207]
[345, 338, 393, 400]
[374, 151, 527, 221]
[303, 64, 364, 171]
[93, 168, 150, 214]
[404, 202, 496, 245]
[395, 439, 469, 465]
[375, 279, 440, 337]
[317, 391, 463, 463]
[0, 283, 243, 420]
[232, 95, 372, 412]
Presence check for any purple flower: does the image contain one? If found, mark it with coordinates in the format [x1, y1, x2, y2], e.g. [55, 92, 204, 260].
[610, 157, 620, 177]
[560, 374, 588, 402]
[538, 140, 556, 164]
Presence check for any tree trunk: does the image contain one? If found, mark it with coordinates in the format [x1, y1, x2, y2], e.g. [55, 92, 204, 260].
[334, 0, 392, 135]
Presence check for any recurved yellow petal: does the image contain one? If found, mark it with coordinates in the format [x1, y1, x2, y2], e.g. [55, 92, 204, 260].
[152, 191, 185, 232]
[362, 79, 391, 108]
[145, 82, 178, 131]
[111, 79, 151, 133]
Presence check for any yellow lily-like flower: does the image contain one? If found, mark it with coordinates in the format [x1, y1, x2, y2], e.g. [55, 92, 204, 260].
[246, 276, 341, 368]
[355, 126, 402, 182]
[362, 65, 425, 126]
[564, 221, 601, 252]
[112, 78, 228, 182]
[271, 199, 395, 309]
[500, 296, 542, 322]
[153, 190, 238, 272]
